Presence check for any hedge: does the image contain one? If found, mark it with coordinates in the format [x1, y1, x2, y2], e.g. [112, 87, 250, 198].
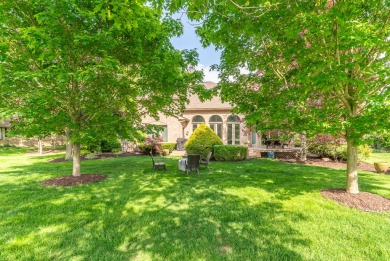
[161, 142, 176, 152]
[214, 145, 248, 161]
[185, 123, 223, 157]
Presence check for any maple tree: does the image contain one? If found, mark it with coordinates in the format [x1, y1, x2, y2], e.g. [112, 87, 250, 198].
[168, 0, 390, 193]
[0, 0, 201, 176]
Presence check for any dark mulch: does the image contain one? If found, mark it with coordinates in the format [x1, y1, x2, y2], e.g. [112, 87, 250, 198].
[321, 189, 390, 213]
[280, 157, 390, 212]
[49, 152, 144, 163]
[41, 174, 107, 187]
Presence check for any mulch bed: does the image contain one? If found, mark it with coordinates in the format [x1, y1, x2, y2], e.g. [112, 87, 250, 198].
[279, 157, 390, 212]
[321, 189, 390, 213]
[41, 152, 143, 186]
[41, 174, 107, 187]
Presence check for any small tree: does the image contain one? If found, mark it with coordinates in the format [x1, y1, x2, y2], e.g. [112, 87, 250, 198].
[185, 123, 223, 157]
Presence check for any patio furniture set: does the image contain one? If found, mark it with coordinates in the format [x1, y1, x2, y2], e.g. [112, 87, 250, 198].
[150, 151, 212, 174]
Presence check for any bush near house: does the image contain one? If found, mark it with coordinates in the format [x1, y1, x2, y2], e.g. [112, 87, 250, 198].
[214, 145, 247, 161]
[138, 136, 163, 155]
[86, 139, 121, 153]
[161, 142, 176, 153]
[367, 131, 390, 152]
[100, 139, 121, 152]
[185, 123, 223, 157]
[308, 134, 371, 162]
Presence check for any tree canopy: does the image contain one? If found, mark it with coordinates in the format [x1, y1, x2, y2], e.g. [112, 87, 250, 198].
[0, 0, 201, 175]
[168, 0, 390, 193]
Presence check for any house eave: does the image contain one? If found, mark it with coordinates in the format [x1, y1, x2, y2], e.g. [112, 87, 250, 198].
[184, 108, 232, 112]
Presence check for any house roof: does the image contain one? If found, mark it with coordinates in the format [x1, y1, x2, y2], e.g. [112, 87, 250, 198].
[186, 82, 232, 110]
[203, 81, 217, 89]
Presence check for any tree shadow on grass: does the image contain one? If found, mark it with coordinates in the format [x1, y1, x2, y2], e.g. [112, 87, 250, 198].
[0, 155, 389, 260]
[1, 178, 309, 260]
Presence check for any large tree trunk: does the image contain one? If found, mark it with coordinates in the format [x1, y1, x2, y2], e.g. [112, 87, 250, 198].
[346, 134, 359, 194]
[65, 128, 72, 161]
[72, 142, 81, 177]
[299, 132, 307, 161]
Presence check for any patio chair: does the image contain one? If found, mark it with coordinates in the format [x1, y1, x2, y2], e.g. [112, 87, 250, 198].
[186, 154, 200, 175]
[200, 151, 212, 170]
[150, 151, 166, 170]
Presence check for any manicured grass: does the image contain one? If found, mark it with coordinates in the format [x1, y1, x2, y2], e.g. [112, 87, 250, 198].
[365, 152, 390, 164]
[0, 149, 389, 260]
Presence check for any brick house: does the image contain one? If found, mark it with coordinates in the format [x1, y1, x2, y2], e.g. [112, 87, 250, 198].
[0, 119, 10, 145]
[142, 81, 263, 148]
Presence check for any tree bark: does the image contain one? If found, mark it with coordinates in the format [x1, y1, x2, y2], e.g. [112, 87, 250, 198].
[65, 128, 72, 161]
[346, 134, 359, 194]
[72, 142, 81, 176]
[38, 139, 43, 154]
[299, 132, 307, 161]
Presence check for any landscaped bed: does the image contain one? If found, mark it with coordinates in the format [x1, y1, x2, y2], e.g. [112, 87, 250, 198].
[1, 148, 389, 260]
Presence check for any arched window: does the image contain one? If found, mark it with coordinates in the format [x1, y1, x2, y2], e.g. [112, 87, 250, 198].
[209, 115, 222, 139]
[192, 115, 205, 131]
[227, 115, 240, 144]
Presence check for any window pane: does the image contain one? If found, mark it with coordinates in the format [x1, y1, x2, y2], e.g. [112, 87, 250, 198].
[251, 130, 256, 144]
[210, 123, 215, 132]
[210, 115, 222, 122]
[227, 124, 232, 144]
[217, 124, 222, 139]
[161, 126, 168, 142]
[235, 124, 240, 144]
[227, 115, 240, 122]
[193, 124, 197, 132]
[192, 115, 205, 123]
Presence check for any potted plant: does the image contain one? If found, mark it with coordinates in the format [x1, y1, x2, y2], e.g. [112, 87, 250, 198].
[373, 162, 389, 173]
[162, 148, 170, 156]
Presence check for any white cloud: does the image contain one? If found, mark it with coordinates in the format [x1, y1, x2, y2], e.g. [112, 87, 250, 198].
[195, 64, 250, 83]
[196, 64, 220, 83]
[240, 67, 250, 74]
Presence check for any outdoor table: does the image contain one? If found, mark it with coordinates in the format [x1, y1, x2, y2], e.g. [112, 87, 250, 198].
[178, 158, 187, 171]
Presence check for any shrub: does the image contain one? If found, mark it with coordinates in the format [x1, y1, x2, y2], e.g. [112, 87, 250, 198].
[85, 139, 121, 153]
[0, 144, 15, 148]
[138, 136, 163, 155]
[84, 153, 98, 160]
[357, 144, 372, 162]
[308, 134, 371, 162]
[100, 139, 121, 152]
[54, 145, 66, 150]
[80, 149, 93, 155]
[161, 142, 176, 153]
[367, 131, 390, 152]
[86, 143, 101, 153]
[214, 145, 248, 161]
[185, 123, 223, 157]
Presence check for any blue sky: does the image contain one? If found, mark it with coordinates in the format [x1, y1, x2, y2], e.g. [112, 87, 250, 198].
[170, 15, 221, 82]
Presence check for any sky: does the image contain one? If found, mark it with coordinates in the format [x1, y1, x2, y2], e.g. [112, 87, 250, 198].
[170, 15, 221, 83]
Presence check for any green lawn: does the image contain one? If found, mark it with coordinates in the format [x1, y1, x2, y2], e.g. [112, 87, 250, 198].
[364, 152, 390, 164]
[0, 149, 389, 261]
